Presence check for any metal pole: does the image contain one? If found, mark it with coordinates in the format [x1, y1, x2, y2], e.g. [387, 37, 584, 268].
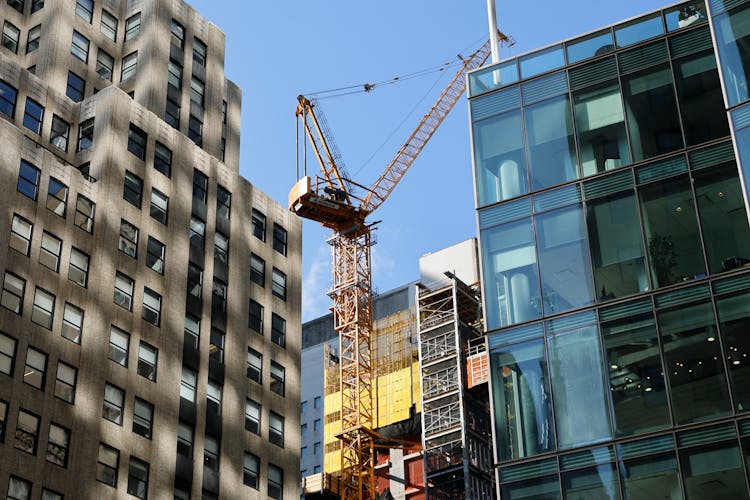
[486, 0, 500, 63]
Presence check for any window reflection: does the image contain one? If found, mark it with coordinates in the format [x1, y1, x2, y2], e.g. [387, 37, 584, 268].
[714, 4, 750, 107]
[562, 462, 621, 499]
[680, 441, 749, 499]
[716, 291, 750, 412]
[566, 30, 614, 64]
[526, 95, 578, 191]
[620, 452, 681, 500]
[615, 14, 665, 48]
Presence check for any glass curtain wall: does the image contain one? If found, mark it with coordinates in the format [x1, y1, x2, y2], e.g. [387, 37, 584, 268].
[716, 288, 750, 411]
[712, 1, 750, 107]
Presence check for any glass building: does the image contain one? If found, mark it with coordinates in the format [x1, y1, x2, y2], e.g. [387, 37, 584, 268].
[468, 1, 750, 498]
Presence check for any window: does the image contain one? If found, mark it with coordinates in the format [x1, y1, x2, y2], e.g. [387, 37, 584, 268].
[245, 398, 261, 434]
[252, 209, 266, 241]
[68, 247, 89, 287]
[50, 115, 70, 151]
[74, 195, 95, 234]
[30, 0, 42, 13]
[54, 361, 76, 403]
[222, 100, 227, 124]
[75, 0, 93, 22]
[0, 332, 14, 375]
[127, 457, 149, 499]
[170, 19, 184, 49]
[190, 216, 205, 250]
[119, 219, 138, 258]
[212, 278, 227, 314]
[146, 237, 165, 274]
[193, 37, 207, 67]
[207, 380, 222, 415]
[209, 327, 224, 364]
[122, 174, 144, 212]
[154, 142, 172, 177]
[180, 366, 196, 402]
[214, 232, 228, 266]
[193, 169, 208, 203]
[167, 59, 182, 89]
[271, 314, 286, 348]
[314, 419, 321, 432]
[1, 272, 25, 313]
[127, 124, 147, 160]
[216, 186, 231, 219]
[66, 71, 85, 102]
[143, 288, 161, 326]
[96, 49, 114, 81]
[109, 325, 129, 366]
[23, 347, 46, 388]
[10, 214, 32, 256]
[165, 97, 180, 128]
[17, 160, 40, 199]
[6, 0, 23, 13]
[124, 13, 140, 41]
[41, 490, 62, 500]
[137, 342, 157, 381]
[77, 117, 93, 150]
[268, 464, 283, 500]
[121, 51, 138, 81]
[15, 410, 39, 454]
[250, 253, 265, 287]
[23, 98, 44, 134]
[301, 423, 307, 435]
[184, 314, 200, 350]
[269, 411, 284, 447]
[2, 22, 20, 53]
[100, 9, 118, 41]
[273, 224, 288, 256]
[247, 347, 262, 383]
[188, 114, 202, 145]
[0, 79, 17, 117]
[270, 361, 285, 397]
[187, 263, 203, 301]
[301, 401, 308, 413]
[70, 30, 89, 62]
[220, 137, 226, 162]
[204, 434, 219, 471]
[96, 443, 119, 486]
[7, 476, 30, 500]
[133, 398, 153, 439]
[190, 77, 204, 108]
[272, 268, 287, 301]
[46, 423, 69, 467]
[314, 396, 321, 409]
[61, 302, 83, 344]
[243, 452, 260, 489]
[26, 24, 40, 54]
[114, 272, 134, 310]
[103, 383, 124, 424]
[31, 287, 55, 329]
[177, 421, 193, 457]
[314, 442, 321, 454]
[248, 299, 263, 333]
[150, 189, 168, 225]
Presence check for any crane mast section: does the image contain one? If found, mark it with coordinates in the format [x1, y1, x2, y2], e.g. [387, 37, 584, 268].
[360, 39, 494, 214]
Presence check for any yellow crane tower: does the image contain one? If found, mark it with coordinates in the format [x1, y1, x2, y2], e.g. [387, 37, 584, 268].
[289, 32, 511, 500]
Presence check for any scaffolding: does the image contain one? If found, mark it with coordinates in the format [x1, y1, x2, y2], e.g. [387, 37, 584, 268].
[416, 276, 495, 499]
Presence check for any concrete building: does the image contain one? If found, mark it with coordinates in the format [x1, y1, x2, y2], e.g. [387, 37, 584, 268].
[468, 1, 750, 498]
[0, 1, 301, 499]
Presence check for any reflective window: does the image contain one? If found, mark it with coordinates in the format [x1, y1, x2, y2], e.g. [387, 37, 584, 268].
[272, 268, 287, 301]
[573, 79, 630, 177]
[31, 287, 55, 329]
[146, 236, 165, 274]
[519, 45, 564, 79]
[124, 13, 141, 41]
[672, 49, 728, 146]
[620, 449, 680, 499]
[26, 24, 40, 54]
[0, 79, 17, 117]
[97, 443, 119, 486]
[121, 51, 137, 81]
[473, 107, 527, 205]
[491, 336, 555, 461]
[70, 30, 89, 63]
[615, 13, 664, 48]
[714, 3, 750, 106]
[252, 209, 266, 241]
[68, 247, 89, 287]
[561, 450, 621, 499]
[108, 325, 129, 366]
[123, 170, 143, 207]
[243, 452, 259, 489]
[249, 299, 263, 334]
[1, 272, 25, 314]
[103, 383, 124, 424]
[547, 315, 611, 449]
[126, 456, 149, 499]
[154, 142, 172, 177]
[66, 71, 85, 102]
[245, 398, 261, 434]
[97, 49, 114, 81]
[482, 217, 540, 329]
[622, 63, 682, 161]
[132, 398, 153, 439]
[716, 290, 750, 412]
[602, 311, 670, 436]
[24, 347, 46, 389]
[566, 30, 614, 64]
[680, 440, 748, 499]
[536, 204, 595, 314]
[62, 302, 83, 344]
[693, 163, 750, 275]
[0, 332, 15, 375]
[665, 2, 706, 31]
[17, 160, 39, 200]
[100, 10, 118, 41]
[639, 175, 705, 287]
[501, 472, 561, 500]
[77, 117, 93, 150]
[15, 410, 38, 454]
[50, 115, 70, 151]
[137, 341, 157, 381]
[23, 98, 44, 135]
[54, 361, 76, 403]
[10, 215, 32, 256]
[657, 299, 731, 424]
[268, 463, 283, 500]
[46, 423, 69, 467]
[150, 188, 168, 225]
[250, 253, 265, 287]
[118, 219, 138, 258]
[2, 21, 19, 53]
[143, 287, 161, 326]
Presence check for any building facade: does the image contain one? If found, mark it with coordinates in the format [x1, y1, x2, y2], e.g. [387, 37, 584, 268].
[468, 1, 750, 498]
[0, 1, 301, 499]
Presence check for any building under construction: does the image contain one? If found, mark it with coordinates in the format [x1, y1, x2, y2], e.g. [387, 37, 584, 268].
[301, 239, 495, 499]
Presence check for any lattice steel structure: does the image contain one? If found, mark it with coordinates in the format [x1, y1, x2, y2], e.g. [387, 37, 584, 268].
[417, 276, 495, 499]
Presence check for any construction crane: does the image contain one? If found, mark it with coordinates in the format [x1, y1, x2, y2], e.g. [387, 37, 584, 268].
[289, 32, 512, 500]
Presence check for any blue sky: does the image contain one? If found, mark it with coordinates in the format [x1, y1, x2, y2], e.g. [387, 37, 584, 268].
[188, 0, 670, 321]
